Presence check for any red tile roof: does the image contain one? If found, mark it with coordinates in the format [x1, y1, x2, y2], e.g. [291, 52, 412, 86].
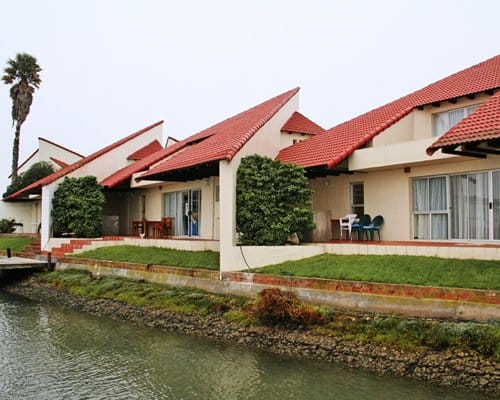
[140, 88, 299, 181]
[6, 121, 163, 200]
[49, 157, 69, 168]
[281, 111, 324, 135]
[427, 91, 500, 155]
[277, 55, 500, 168]
[101, 142, 183, 188]
[127, 140, 163, 160]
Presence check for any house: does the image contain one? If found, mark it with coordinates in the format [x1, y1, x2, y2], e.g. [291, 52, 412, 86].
[5, 121, 164, 247]
[3, 55, 498, 271]
[0, 137, 84, 233]
[277, 54, 499, 243]
[4, 89, 323, 268]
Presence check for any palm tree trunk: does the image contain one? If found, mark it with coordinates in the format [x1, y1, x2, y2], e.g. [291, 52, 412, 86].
[11, 122, 21, 182]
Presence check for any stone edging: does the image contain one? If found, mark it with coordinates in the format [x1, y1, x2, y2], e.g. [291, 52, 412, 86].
[223, 272, 500, 305]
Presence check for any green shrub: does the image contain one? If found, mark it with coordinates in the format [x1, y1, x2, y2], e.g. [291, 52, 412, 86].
[3, 161, 55, 197]
[0, 218, 16, 233]
[236, 155, 315, 245]
[254, 288, 325, 327]
[51, 176, 105, 238]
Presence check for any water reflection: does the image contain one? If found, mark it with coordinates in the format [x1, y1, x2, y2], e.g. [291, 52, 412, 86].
[0, 291, 492, 400]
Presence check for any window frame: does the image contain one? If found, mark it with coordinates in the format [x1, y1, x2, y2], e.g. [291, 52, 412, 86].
[432, 104, 480, 137]
[350, 182, 364, 217]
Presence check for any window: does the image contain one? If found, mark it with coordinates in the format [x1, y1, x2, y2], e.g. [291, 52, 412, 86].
[412, 170, 499, 241]
[412, 177, 448, 239]
[350, 182, 364, 216]
[433, 105, 479, 137]
[163, 189, 201, 237]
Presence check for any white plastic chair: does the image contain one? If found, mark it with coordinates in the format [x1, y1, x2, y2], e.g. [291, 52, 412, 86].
[339, 213, 357, 240]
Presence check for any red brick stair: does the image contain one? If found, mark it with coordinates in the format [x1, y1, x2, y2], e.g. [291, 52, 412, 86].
[17, 236, 42, 259]
[41, 239, 93, 259]
[42, 237, 125, 259]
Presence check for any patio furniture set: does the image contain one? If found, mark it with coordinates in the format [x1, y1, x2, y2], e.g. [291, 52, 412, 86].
[132, 217, 173, 238]
[337, 214, 384, 241]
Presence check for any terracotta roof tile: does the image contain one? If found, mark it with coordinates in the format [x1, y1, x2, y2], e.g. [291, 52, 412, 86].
[6, 121, 163, 200]
[101, 141, 184, 188]
[427, 91, 500, 155]
[277, 55, 500, 168]
[281, 111, 324, 135]
[140, 88, 299, 180]
[49, 157, 69, 168]
[127, 140, 163, 160]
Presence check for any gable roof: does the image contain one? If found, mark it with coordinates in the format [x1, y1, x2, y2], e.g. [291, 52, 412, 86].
[6, 121, 163, 200]
[127, 139, 163, 160]
[101, 142, 183, 188]
[277, 55, 500, 168]
[8, 137, 84, 179]
[281, 111, 324, 135]
[140, 88, 299, 181]
[39, 137, 84, 158]
[426, 91, 500, 155]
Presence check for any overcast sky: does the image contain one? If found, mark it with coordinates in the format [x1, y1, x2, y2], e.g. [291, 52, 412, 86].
[1, 0, 499, 191]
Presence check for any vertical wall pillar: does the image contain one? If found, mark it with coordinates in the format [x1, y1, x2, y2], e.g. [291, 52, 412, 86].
[41, 184, 57, 251]
[219, 160, 237, 274]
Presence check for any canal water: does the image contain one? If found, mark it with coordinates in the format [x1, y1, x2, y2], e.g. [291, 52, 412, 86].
[0, 291, 492, 400]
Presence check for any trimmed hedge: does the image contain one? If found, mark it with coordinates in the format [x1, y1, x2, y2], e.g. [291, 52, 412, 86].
[51, 176, 105, 238]
[236, 155, 315, 245]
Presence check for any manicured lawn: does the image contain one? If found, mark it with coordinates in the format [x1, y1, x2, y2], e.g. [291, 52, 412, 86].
[256, 254, 500, 290]
[0, 236, 34, 253]
[71, 245, 220, 270]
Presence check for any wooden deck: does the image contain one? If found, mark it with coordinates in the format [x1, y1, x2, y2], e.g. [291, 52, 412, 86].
[0, 256, 48, 271]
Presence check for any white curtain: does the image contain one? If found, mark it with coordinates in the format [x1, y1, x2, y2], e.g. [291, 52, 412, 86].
[449, 109, 465, 127]
[430, 177, 447, 239]
[433, 113, 448, 137]
[469, 173, 489, 240]
[413, 179, 428, 211]
[414, 214, 429, 240]
[494, 171, 500, 240]
[450, 175, 468, 239]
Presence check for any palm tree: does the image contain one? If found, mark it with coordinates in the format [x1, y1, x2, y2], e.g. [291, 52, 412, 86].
[2, 53, 42, 182]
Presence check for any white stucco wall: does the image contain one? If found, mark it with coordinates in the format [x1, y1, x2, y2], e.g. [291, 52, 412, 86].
[69, 124, 163, 182]
[37, 123, 163, 245]
[0, 199, 40, 233]
[280, 132, 312, 149]
[41, 184, 57, 249]
[140, 177, 217, 240]
[312, 156, 500, 241]
[355, 94, 492, 171]
[18, 138, 83, 175]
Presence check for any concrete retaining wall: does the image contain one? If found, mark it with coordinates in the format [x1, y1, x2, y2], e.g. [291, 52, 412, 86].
[57, 258, 500, 322]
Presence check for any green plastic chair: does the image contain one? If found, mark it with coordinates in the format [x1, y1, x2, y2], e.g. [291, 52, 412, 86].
[363, 215, 384, 241]
[351, 214, 371, 240]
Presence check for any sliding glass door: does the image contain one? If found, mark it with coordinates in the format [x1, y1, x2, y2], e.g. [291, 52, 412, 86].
[450, 172, 489, 240]
[412, 176, 448, 240]
[493, 171, 500, 240]
[413, 170, 499, 241]
[164, 189, 201, 237]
